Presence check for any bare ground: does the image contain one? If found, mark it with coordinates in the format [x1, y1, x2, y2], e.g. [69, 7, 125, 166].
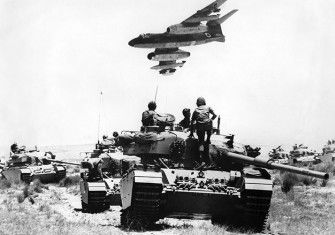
[1, 175, 335, 235]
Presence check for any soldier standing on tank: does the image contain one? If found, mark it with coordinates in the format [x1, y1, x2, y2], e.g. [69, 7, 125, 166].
[179, 108, 191, 130]
[142, 101, 158, 126]
[189, 97, 217, 164]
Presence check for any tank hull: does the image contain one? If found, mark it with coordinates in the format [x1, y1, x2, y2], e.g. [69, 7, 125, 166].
[120, 168, 273, 232]
[2, 165, 66, 183]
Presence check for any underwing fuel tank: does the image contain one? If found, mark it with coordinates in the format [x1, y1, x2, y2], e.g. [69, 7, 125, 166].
[159, 69, 176, 76]
[147, 50, 190, 61]
[117, 129, 329, 232]
[151, 61, 185, 70]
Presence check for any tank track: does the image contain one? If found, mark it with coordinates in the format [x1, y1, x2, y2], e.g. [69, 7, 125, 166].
[242, 188, 272, 232]
[21, 173, 31, 184]
[121, 183, 162, 230]
[82, 190, 109, 213]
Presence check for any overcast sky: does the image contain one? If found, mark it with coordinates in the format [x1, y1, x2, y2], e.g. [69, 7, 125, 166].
[1, 0, 335, 152]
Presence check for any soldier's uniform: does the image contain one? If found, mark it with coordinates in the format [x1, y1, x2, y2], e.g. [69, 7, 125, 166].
[190, 97, 217, 164]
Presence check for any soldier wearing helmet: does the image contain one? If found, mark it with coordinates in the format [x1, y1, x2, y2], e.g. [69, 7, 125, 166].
[190, 97, 217, 164]
[142, 101, 158, 126]
[179, 108, 191, 130]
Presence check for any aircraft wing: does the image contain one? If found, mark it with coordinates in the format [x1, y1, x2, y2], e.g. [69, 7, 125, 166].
[182, 0, 227, 25]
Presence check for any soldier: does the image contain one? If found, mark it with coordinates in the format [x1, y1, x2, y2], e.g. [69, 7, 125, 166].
[189, 97, 217, 164]
[10, 143, 19, 156]
[142, 101, 158, 126]
[178, 108, 191, 130]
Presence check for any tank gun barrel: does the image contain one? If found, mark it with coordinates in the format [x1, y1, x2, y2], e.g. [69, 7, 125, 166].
[225, 151, 329, 180]
[47, 159, 81, 166]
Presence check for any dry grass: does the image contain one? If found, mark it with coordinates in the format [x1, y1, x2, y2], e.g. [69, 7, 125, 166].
[0, 178, 11, 189]
[59, 175, 81, 187]
[269, 185, 335, 234]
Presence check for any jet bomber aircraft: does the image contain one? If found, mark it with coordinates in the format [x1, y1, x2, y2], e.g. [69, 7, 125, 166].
[128, 0, 238, 75]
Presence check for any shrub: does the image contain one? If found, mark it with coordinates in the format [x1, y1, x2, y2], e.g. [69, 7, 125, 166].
[59, 175, 81, 187]
[312, 161, 335, 175]
[17, 193, 25, 203]
[280, 172, 317, 193]
[0, 178, 11, 189]
[31, 179, 44, 193]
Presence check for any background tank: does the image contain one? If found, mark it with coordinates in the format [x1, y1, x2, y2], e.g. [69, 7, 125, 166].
[1, 148, 70, 183]
[289, 144, 321, 165]
[321, 140, 335, 162]
[117, 127, 328, 232]
[268, 145, 289, 164]
[79, 141, 139, 213]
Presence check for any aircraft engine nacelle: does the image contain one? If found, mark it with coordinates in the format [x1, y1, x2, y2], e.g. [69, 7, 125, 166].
[167, 24, 208, 35]
[147, 50, 190, 61]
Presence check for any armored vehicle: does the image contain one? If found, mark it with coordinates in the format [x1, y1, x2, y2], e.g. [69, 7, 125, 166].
[79, 141, 139, 213]
[117, 126, 328, 232]
[1, 148, 69, 183]
[323, 140, 335, 155]
[268, 146, 289, 164]
[289, 144, 321, 165]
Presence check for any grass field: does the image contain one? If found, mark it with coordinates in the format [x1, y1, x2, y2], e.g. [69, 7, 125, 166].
[1, 168, 335, 235]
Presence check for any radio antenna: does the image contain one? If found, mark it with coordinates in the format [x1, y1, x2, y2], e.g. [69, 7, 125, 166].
[97, 91, 103, 143]
[154, 84, 159, 102]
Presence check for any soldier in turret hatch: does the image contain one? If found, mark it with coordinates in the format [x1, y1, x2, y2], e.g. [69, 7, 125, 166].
[189, 97, 217, 164]
[179, 108, 191, 130]
[10, 143, 19, 155]
[142, 101, 158, 126]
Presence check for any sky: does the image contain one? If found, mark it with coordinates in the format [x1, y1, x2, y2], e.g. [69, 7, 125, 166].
[1, 0, 335, 153]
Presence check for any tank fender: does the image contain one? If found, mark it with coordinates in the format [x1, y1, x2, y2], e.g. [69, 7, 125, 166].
[120, 170, 162, 210]
[120, 171, 135, 210]
[80, 179, 89, 204]
[80, 180, 107, 204]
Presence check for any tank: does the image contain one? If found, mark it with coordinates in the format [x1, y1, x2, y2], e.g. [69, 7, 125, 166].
[117, 126, 329, 232]
[1, 149, 71, 183]
[79, 141, 139, 213]
[268, 146, 289, 164]
[289, 144, 322, 165]
[322, 140, 335, 155]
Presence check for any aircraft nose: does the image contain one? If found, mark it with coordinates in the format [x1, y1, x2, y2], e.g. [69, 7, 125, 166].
[128, 39, 136, 47]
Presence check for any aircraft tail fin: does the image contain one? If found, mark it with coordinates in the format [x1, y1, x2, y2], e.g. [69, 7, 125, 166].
[216, 9, 238, 24]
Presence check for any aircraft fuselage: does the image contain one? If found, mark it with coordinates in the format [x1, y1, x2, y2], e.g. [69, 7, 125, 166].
[129, 32, 225, 49]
